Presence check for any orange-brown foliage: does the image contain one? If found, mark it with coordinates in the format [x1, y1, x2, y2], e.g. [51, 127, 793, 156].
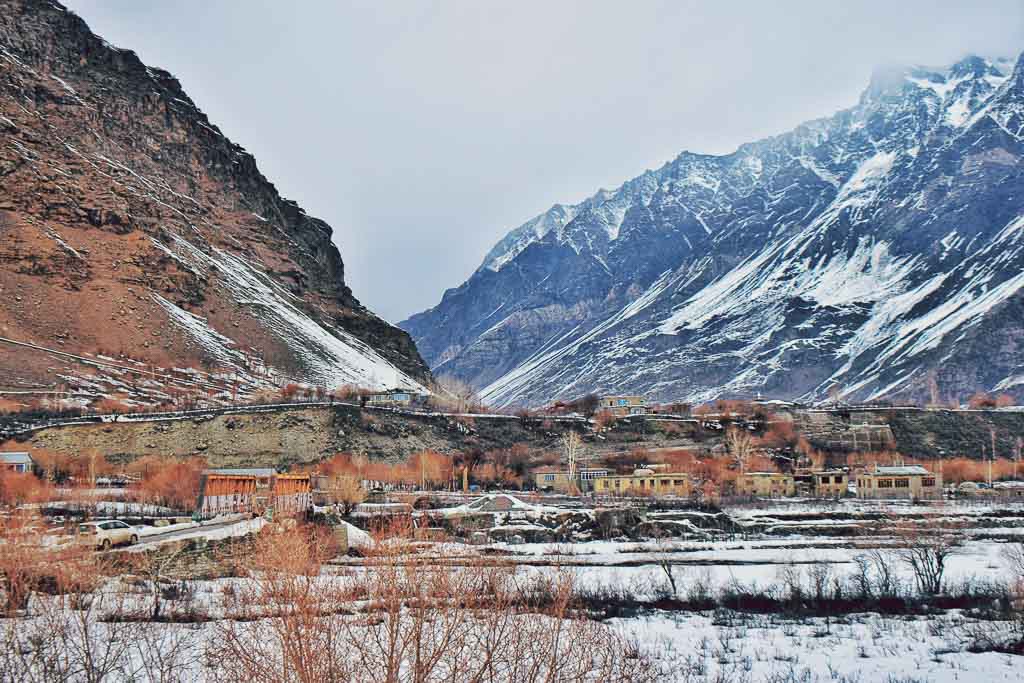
[760, 418, 797, 447]
[968, 391, 1017, 409]
[651, 448, 697, 473]
[279, 383, 302, 400]
[941, 456, 1020, 484]
[0, 471, 51, 506]
[94, 397, 131, 414]
[132, 458, 205, 510]
[594, 410, 617, 431]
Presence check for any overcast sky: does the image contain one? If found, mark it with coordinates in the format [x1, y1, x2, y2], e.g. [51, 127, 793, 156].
[64, 1, 1023, 323]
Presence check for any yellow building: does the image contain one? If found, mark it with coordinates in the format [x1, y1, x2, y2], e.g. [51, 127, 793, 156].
[735, 472, 795, 498]
[812, 470, 849, 498]
[533, 466, 610, 493]
[599, 395, 648, 417]
[856, 465, 942, 500]
[594, 469, 691, 497]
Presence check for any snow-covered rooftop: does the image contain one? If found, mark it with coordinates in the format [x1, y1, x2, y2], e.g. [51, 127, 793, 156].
[873, 465, 931, 476]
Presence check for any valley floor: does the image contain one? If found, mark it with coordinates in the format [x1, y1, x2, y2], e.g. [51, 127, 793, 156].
[6, 498, 1024, 682]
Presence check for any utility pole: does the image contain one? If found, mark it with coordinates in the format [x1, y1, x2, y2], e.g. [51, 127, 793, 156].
[991, 428, 997, 487]
[1015, 437, 1022, 481]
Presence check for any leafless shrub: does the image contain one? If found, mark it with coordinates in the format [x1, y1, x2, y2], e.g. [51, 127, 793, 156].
[204, 520, 674, 682]
[896, 517, 965, 595]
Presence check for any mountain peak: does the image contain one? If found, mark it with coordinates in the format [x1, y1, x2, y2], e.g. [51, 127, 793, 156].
[403, 49, 1024, 408]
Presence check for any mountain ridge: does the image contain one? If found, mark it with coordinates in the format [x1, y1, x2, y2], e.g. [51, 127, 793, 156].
[402, 52, 1024, 407]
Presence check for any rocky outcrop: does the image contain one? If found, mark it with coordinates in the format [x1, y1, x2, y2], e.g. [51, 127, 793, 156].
[403, 54, 1024, 408]
[0, 0, 429, 407]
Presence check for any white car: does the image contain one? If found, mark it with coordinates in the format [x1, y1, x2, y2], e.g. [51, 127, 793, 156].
[78, 520, 139, 550]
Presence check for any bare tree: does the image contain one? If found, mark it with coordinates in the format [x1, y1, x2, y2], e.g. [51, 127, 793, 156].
[896, 517, 964, 595]
[726, 426, 754, 473]
[561, 430, 583, 483]
[652, 529, 682, 596]
[576, 393, 600, 417]
[1002, 540, 1024, 589]
[434, 375, 480, 414]
[327, 474, 367, 516]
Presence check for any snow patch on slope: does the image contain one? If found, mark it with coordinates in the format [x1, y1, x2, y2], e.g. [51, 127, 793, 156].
[154, 235, 425, 391]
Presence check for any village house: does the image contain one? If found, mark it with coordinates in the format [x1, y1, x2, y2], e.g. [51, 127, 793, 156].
[811, 469, 849, 498]
[856, 465, 942, 500]
[735, 472, 795, 498]
[533, 465, 610, 493]
[594, 468, 692, 497]
[992, 481, 1024, 498]
[0, 452, 33, 473]
[599, 395, 648, 417]
[269, 473, 312, 515]
[207, 467, 275, 489]
[957, 480, 1024, 499]
[365, 388, 427, 408]
[196, 472, 259, 518]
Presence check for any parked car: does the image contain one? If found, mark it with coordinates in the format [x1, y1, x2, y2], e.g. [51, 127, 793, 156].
[78, 520, 139, 549]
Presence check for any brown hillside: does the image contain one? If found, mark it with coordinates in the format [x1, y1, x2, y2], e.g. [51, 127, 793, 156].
[0, 0, 428, 408]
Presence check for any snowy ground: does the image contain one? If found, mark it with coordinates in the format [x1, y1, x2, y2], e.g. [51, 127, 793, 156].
[13, 498, 1024, 680]
[613, 610, 1022, 682]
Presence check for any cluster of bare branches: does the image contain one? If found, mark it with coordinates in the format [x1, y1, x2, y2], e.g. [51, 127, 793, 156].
[0, 511, 204, 681]
[2, 515, 673, 682]
[206, 521, 670, 682]
[893, 515, 966, 596]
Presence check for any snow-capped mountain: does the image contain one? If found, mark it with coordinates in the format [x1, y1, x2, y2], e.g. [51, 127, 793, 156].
[402, 54, 1024, 407]
[0, 0, 429, 406]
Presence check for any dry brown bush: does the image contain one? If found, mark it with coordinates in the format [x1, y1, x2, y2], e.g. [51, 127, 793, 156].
[0, 470, 52, 506]
[760, 418, 797, 447]
[895, 515, 965, 595]
[205, 519, 672, 683]
[593, 410, 618, 431]
[130, 457, 206, 511]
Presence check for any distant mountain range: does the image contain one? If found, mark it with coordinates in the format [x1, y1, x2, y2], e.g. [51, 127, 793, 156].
[0, 0, 429, 408]
[402, 53, 1024, 408]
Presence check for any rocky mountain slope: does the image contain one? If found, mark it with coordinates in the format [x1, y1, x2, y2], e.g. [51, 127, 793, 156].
[0, 0, 429, 409]
[403, 54, 1024, 408]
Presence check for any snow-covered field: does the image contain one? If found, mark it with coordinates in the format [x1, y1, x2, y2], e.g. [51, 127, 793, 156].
[614, 610, 1022, 682]
[498, 537, 1009, 602]
[10, 498, 1024, 680]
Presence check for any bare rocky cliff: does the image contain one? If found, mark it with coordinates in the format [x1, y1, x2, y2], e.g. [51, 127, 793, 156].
[0, 0, 429, 408]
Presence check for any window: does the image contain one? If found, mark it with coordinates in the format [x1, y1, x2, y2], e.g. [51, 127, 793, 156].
[544, 474, 554, 482]
[878, 479, 893, 489]
[922, 478, 935, 487]
[895, 479, 910, 488]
